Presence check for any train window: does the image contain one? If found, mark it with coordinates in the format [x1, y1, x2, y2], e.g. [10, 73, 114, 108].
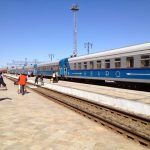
[41, 66, 44, 70]
[51, 66, 53, 71]
[141, 55, 150, 67]
[48, 66, 50, 70]
[115, 58, 121, 68]
[55, 65, 58, 71]
[52, 65, 55, 71]
[105, 59, 110, 68]
[84, 62, 87, 70]
[97, 60, 101, 69]
[90, 61, 94, 69]
[44, 66, 47, 70]
[78, 63, 81, 70]
[74, 63, 76, 70]
[126, 57, 134, 68]
[54, 65, 57, 71]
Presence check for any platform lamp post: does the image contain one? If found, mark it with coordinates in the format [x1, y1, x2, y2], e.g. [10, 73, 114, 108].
[84, 42, 93, 54]
[71, 4, 79, 57]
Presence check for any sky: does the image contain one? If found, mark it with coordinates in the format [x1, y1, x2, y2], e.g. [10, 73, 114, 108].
[0, 0, 150, 68]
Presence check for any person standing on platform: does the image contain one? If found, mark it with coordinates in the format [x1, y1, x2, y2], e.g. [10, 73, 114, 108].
[40, 74, 44, 86]
[0, 72, 7, 90]
[34, 75, 39, 85]
[18, 73, 27, 95]
[17, 74, 21, 94]
[52, 72, 56, 82]
[55, 72, 58, 82]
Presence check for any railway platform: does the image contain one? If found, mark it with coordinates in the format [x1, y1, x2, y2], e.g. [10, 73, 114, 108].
[7, 74, 150, 119]
[0, 76, 148, 150]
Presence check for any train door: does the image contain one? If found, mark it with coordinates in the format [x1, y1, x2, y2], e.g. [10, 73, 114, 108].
[59, 67, 62, 76]
[59, 58, 70, 78]
[59, 59, 66, 77]
[64, 67, 67, 76]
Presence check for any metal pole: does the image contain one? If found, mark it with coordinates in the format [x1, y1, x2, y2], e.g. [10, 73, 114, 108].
[71, 4, 79, 57]
[84, 42, 93, 54]
[49, 54, 54, 62]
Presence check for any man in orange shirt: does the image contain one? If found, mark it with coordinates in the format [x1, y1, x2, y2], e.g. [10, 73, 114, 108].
[18, 73, 27, 95]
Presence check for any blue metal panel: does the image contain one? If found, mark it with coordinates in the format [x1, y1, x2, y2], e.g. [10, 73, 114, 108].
[66, 68, 150, 81]
[36, 70, 53, 77]
[59, 58, 70, 77]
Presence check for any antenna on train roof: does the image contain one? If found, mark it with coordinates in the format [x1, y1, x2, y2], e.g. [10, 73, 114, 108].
[70, 4, 79, 57]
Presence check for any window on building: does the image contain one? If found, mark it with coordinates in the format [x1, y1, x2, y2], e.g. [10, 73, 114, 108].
[141, 55, 150, 67]
[126, 57, 134, 68]
[78, 63, 81, 70]
[97, 60, 101, 69]
[83, 62, 87, 70]
[90, 61, 94, 69]
[74, 63, 76, 70]
[105, 59, 110, 68]
[115, 58, 121, 68]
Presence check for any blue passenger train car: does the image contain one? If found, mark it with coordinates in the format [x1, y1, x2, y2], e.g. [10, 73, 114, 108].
[59, 43, 150, 84]
[34, 61, 59, 77]
[9, 43, 150, 85]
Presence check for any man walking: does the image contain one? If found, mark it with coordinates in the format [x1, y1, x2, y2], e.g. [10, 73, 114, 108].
[18, 73, 27, 95]
[34, 75, 38, 85]
[0, 72, 7, 90]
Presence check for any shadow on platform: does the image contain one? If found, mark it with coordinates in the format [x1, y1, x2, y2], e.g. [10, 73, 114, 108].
[0, 98, 12, 101]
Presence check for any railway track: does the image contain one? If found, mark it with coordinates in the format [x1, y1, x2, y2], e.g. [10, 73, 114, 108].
[8, 77, 150, 148]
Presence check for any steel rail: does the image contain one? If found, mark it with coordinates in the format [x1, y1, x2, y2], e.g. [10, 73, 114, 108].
[31, 86, 150, 148]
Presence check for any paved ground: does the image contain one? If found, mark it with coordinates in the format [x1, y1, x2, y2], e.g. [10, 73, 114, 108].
[0, 77, 148, 150]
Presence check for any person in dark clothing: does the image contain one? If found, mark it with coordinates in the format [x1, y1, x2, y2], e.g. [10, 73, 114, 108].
[0, 72, 7, 90]
[34, 75, 39, 85]
[40, 75, 44, 86]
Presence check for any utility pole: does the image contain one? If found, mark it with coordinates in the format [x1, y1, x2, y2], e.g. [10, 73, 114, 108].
[71, 4, 79, 57]
[48, 54, 54, 62]
[34, 59, 37, 64]
[84, 42, 93, 54]
[24, 58, 27, 66]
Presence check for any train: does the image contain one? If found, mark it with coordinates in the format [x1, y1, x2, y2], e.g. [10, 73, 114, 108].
[8, 43, 150, 85]
[8, 65, 34, 77]
[0, 67, 7, 73]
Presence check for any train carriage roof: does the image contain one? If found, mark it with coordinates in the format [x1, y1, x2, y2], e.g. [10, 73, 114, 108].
[68, 43, 150, 62]
[37, 61, 59, 67]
